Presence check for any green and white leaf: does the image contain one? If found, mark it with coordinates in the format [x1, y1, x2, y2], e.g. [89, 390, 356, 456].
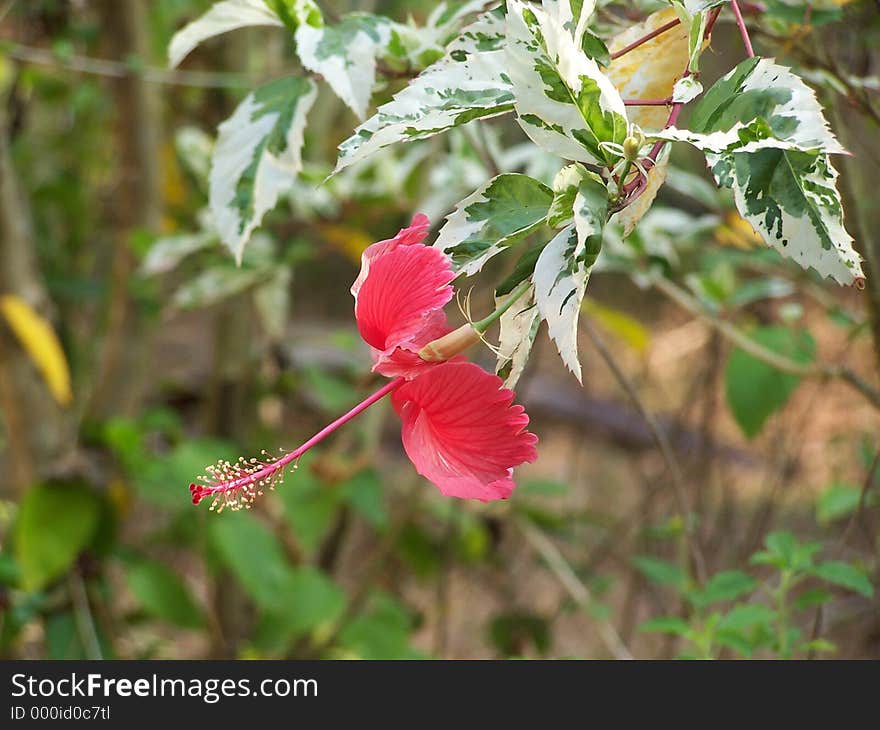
[496, 286, 540, 388]
[651, 57, 847, 155]
[672, 76, 702, 104]
[717, 149, 861, 285]
[168, 0, 283, 68]
[210, 76, 317, 263]
[295, 13, 397, 119]
[506, 0, 627, 165]
[547, 163, 587, 228]
[333, 11, 513, 174]
[534, 172, 608, 381]
[434, 173, 554, 275]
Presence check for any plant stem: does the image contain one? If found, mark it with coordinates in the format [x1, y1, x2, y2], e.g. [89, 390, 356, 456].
[731, 0, 756, 58]
[652, 274, 880, 411]
[473, 280, 532, 333]
[517, 517, 634, 660]
[776, 570, 792, 658]
[609, 18, 681, 60]
[623, 98, 673, 106]
[581, 319, 707, 583]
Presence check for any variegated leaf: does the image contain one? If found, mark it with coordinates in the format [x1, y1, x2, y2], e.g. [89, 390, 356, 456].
[534, 173, 608, 381]
[333, 11, 513, 174]
[712, 149, 862, 285]
[606, 8, 691, 129]
[210, 76, 317, 263]
[169, 0, 283, 68]
[295, 13, 397, 120]
[506, 0, 628, 165]
[547, 163, 587, 228]
[651, 57, 847, 155]
[434, 173, 554, 275]
[496, 286, 540, 388]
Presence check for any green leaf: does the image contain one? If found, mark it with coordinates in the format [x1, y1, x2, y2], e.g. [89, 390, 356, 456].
[434, 173, 554, 275]
[724, 326, 815, 438]
[811, 561, 874, 598]
[124, 558, 204, 629]
[277, 454, 342, 557]
[208, 511, 293, 611]
[333, 11, 513, 173]
[136, 438, 237, 511]
[337, 592, 422, 659]
[210, 76, 317, 263]
[694, 570, 757, 607]
[490, 612, 552, 656]
[632, 555, 687, 590]
[638, 616, 690, 636]
[340, 469, 388, 530]
[277, 566, 346, 637]
[718, 603, 775, 632]
[816, 483, 861, 525]
[15, 484, 101, 592]
[506, 0, 627, 165]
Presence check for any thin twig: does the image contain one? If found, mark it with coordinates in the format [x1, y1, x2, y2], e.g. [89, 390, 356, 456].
[2, 42, 269, 89]
[652, 275, 880, 411]
[581, 319, 708, 583]
[516, 518, 633, 660]
[68, 571, 102, 660]
[609, 18, 681, 60]
[730, 0, 756, 58]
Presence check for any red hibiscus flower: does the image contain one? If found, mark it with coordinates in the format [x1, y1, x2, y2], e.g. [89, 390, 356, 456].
[190, 215, 537, 511]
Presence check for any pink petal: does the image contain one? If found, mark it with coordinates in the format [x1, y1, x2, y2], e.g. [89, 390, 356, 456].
[370, 309, 452, 379]
[392, 361, 538, 501]
[351, 214, 431, 302]
[356, 242, 455, 366]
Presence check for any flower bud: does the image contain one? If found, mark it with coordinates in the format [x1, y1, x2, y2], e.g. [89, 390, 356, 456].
[418, 323, 482, 362]
[623, 130, 645, 161]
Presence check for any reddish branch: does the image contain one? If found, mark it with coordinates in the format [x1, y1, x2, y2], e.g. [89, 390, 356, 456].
[730, 0, 756, 58]
[609, 17, 681, 60]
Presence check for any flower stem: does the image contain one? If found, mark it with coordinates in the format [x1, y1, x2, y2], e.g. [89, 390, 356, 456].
[473, 280, 532, 333]
[730, 0, 756, 58]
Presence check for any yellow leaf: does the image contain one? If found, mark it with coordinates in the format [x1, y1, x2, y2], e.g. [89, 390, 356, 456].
[607, 8, 691, 129]
[582, 298, 650, 353]
[316, 223, 375, 264]
[715, 211, 763, 250]
[0, 295, 73, 406]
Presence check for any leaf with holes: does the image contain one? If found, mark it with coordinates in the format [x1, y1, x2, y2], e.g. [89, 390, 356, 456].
[210, 76, 316, 263]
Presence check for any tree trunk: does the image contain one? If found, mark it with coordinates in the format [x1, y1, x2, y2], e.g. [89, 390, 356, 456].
[89, 0, 163, 418]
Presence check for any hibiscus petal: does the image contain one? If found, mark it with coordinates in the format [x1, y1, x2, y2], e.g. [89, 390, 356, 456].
[356, 243, 454, 354]
[392, 361, 538, 501]
[370, 309, 452, 379]
[351, 213, 431, 302]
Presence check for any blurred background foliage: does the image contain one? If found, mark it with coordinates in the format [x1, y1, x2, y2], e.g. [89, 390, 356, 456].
[0, 0, 878, 659]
